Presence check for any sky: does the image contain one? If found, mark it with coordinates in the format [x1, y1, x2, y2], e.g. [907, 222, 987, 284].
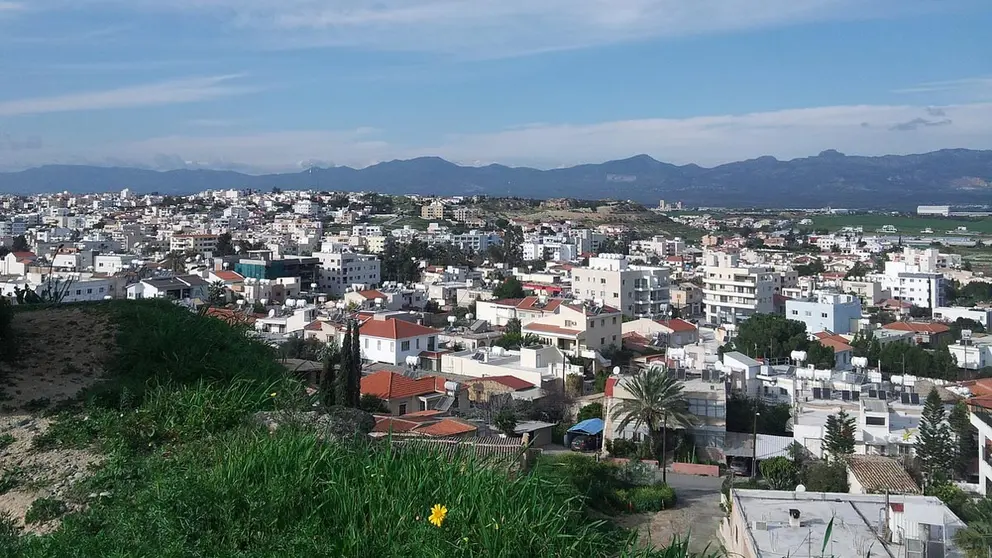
[0, 0, 991, 173]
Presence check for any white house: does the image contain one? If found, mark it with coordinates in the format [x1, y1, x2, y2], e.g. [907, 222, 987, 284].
[126, 275, 209, 301]
[359, 316, 440, 366]
[785, 291, 862, 335]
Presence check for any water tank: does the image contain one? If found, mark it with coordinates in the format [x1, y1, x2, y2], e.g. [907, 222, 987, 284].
[267, 309, 276, 317]
[851, 356, 869, 369]
[465, 314, 474, 321]
[790, 350, 807, 363]
[444, 381, 460, 393]
[447, 316, 457, 325]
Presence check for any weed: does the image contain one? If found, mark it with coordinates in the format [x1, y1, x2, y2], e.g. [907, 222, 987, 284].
[0, 433, 13, 451]
[24, 498, 66, 524]
[0, 468, 24, 495]
[22, 398, 50, 413]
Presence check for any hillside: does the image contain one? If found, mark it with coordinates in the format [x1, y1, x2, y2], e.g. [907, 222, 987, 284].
[0, 301, 704, 557]
[2, 149, 991, 208]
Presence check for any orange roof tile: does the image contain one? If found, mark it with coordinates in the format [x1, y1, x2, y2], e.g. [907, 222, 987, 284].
[212, 270, 244, 281]
[356, 289, 387, 300]
[883, 322, 951, 335]
[372, 417, 421, 433]
[523, 322, 582, 336]
[655, 318, 697, 333]
[471, 375, 535, 391]
[517, 296, 564, 312]
[360, 318, 439, 340]
[361, 371, 445, 399]
[415, 418, 477, 437]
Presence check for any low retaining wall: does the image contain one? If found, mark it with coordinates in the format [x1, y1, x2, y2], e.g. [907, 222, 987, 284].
[671, 462, 720, 477]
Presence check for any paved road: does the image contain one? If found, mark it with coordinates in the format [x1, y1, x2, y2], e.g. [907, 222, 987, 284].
[660, 472, 724, 494]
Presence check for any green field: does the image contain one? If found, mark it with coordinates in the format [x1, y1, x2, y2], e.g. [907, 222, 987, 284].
[804, 214, 992, 236]
[370, 214, 431, 231]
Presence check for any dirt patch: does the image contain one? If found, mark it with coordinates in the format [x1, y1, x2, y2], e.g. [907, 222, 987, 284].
[0, 414, 103, 534]
[614, 490, 726, 554]
[0, 307, 117, 411]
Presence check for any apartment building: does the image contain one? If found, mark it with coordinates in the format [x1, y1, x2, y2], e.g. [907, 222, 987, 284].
[670, 282, 703, 318]
[421, 202, 448, 220]
[785, 291, 863, 334]
[475, 296, 565, 327]
[933, 306, 992, 328]
[234, 251, 320, 287]
[169, 233, 218, 254]
[292, 199, 320, 216]
[570, 253, 670, 318]
[313, 250, 381, 297]
[522, 301, 622, 355]
[873, 247, 948, 309]
[701, 251, 777, 325]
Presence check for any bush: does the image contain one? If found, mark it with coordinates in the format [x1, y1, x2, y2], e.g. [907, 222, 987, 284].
[535, 454, 674, 516]
[606, 437, 639, 458]
[577, 402, 603, 422]
[616, 484, 677, 513]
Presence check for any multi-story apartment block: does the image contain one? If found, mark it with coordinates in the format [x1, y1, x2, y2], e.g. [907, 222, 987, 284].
[452, 207, 482, 222]
[701, 250, 777, 325]
[421, 202, 448, 220]
[785, 291, 863, 335]
[570, 254, 670, 318]
[670, 282, 703, 318]
[313, 250, 381, 297]
[234, 251, 320, 287]
[169, 233, 218, 254]
[522, 238, 578, 262]
[569, 229, 607, 255]
[292, 199, 320, 216]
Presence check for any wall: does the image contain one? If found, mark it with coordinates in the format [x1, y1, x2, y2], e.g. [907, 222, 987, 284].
[361, 333, 435, 366]
[671, 462, 720, 476]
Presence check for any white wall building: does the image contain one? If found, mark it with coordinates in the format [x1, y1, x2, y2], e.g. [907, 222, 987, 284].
[359, 316, 440, 365]
[570, 253, 670, 318]
[701, 251, 777, 325]
[785, 291, 863, 334]
[313, 250, 381, 297]
[933, 306, 992, 328]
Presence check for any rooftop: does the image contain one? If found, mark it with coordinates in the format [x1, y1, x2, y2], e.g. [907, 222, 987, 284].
[846, 455, 921, 495]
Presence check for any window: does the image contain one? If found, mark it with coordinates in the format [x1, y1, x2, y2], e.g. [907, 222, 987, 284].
[612, 317, 617, 324]
[365, 339, 369, 348]
[398, 403, 407, 415]
[612, 293, 618, 299]
[600, 337, 605, 345]
[600, 319, 605, 326]
[791, 310, 798, 315]
[821, 313, 828, 318]
[865, 416, 886, 426]
[377, 340, 382, 350]
[401, 340, 410, 351]
[87, 288, 93, 294]
[600, 278, 606, 284]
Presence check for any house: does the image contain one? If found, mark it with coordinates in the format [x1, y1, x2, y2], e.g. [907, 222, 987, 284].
[372, 414, 478, 439]
[882, 321, 952, 346]
[0, 251, 36, 276]
[360, 370, 469, 416]
[523, 302, 622, 356]
[359, 316, 441, 366]
[443, 345, 581, 389]
[475, 296, 565, 327]
[846, 455, 921, 495]
[254, 305, 318, 336]
[343, 288, 426, 311]
[721, 490, 966, 558]
[465, 375, 536, 405]
[207, 269, 245, 289]
[621, 318, 698, 348]
[813, 331, 855, 370]
[513, 421, 556, 448]
[126, 275, 209, 301]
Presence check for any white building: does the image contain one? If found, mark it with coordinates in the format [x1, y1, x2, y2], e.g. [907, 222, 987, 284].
[570, 253, 670, 318]
[94, 254, 138, 275]
[442, 345, 580, 388]
[785, 291, 863, 335]
[313, 250, 381, 297]
[126, 275, 209, 301]
[169, 233, 218, 254]
[792, 398, 919, 459]
[293, 200, 320, 216]
[933, 306, 992, 328]
[701, 251, 777, 325]
[359, 316, 440, 365]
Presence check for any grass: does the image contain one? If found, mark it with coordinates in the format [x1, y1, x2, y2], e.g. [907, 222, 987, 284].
[1, 300, 716, 557]
[23, 499, 66, 525]
[0, 433, 13, 451]
[806, 213, 992, 235]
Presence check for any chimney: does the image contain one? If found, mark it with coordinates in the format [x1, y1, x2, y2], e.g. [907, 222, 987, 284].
[788, 509, 801, 528]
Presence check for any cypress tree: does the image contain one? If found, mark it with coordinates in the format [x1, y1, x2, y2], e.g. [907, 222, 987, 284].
[319, 339, 339, 408]
[823, 409, 856, 461]
[949, 400, 977, 480]
[336, 323, 353, 406]
[351, 319, 362, 407]
[916, 389, 956, 478]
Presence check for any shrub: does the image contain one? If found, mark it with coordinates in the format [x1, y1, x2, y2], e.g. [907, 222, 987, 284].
[24, 498, 67, 524]
[577, 402, 604, 422]
[0, 434, 13, 451]
[606, 437, 639, 458]
[616, 484, 677, 513]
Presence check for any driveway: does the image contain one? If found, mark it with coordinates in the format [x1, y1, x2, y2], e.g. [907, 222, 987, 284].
[617, 471, 725, 554]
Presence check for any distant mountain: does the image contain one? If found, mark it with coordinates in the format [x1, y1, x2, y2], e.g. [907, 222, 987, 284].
[2, 149, 991, 209]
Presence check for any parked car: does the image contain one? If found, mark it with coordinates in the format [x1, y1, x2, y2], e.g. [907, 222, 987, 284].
[570, 435, 599, 452]
[729, 459, 750, 476]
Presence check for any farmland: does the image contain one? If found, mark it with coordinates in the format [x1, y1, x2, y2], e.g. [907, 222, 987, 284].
[800, 213, 992, 236]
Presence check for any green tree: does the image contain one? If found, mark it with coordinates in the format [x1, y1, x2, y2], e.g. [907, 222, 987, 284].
[208, 281, 227, 306]
[494, 408, 518, 437]
[949, 400, 978, 480]
[505, 318, 522, 336]
[492, 277, 526, 299]
[351, 319, 362, 407]
[611, 366, 694, 470]
[760, 456, 800, 490]
[358, 393, 389, 414]
[844, 261, 871, 279]
[806, 341, 836, 369]
[850, 329, 882, 363]
[577, 403, 603, 422]
[729, 314, 808, 360]
[11, 234, 28, 252]
[955, 498, 992, 558]
[336, 322, 355, 406]
[215, 232, 235, 256]
[320, 339, 341, 408]
[801, 460, 849, 493]
[916, 389, 956, 477]
[823, 410, 856, 461]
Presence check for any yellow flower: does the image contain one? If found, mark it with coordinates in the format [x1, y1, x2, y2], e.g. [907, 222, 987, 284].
[428, 504, 448, 527]
[269, 392, 277, 398]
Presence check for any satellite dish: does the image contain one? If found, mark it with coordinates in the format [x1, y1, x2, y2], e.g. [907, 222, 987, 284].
[795, 484, 806, 493]
[612, 366, 621, 375]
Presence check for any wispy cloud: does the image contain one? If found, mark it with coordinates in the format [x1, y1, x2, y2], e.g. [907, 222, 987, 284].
[7, 101, 988, 172]
[24, 0, 937, 57]
[184, 118, 241, 128]
[0, 1, 24, 12]
[0, 74, 256, 117]
[893, 76, 992, 94]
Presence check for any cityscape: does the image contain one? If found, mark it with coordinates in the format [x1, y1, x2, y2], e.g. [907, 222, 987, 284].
[2, 1, 992, 557]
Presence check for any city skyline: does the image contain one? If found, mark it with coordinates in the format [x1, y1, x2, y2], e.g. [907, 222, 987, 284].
[1, 0, 991, 172]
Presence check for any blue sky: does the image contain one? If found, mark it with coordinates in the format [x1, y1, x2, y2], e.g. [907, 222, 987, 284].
[1, 0, 991, 172]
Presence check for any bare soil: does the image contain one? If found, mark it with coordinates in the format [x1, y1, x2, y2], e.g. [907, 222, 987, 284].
[0, 307, 116, 533]
[614, 490, 726, 554]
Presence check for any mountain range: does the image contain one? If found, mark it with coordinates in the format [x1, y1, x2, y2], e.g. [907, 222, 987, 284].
[1, 149, 991, 209]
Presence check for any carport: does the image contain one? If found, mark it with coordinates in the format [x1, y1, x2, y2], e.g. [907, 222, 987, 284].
[564, 418, 604, 450]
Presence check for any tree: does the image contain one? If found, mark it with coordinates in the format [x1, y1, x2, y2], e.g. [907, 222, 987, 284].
[844, 261, 871, 279]
[320, 339, 341, 408]
[215, 232, 235, 256]
[916, 389, 956, 477]
[494, 408, 518, 437]
[795, 258, 825, 277]
[351, 319, 362, 407]
[949, 400, 978, 480]
[806, 341, 836, 369]
[726, 394, 792, 436]
[336, 322, 354, 406]
[11, 235, 28, 252]
[850, 329, 882, 363]
[954, 498, 992, 558]
[505, 318, 522, 336]
[359, 393, 389, 414]
[492, 277, 526, 299]
[801, 460, 849, 493]
[577, 402, 603, 422]
[823, 410, 856, 461]
[611, 366, 694, 471]
[729, 314, 808, 360]
[760, 456, 800, 490]
[208, 281, 227, 306]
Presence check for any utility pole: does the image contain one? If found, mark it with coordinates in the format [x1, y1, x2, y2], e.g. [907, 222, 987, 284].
[661, 411, 668, 484]
[751, 411, 761, 479]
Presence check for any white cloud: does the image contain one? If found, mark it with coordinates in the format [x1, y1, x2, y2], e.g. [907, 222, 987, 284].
[0, 75, 255, 117]
[894, 76, 992, 96]
[33, 0, 940, 56]
[6, 101, 989, 172]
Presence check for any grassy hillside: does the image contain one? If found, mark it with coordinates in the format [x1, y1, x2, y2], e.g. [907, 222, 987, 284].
[0, 301, 709, 557]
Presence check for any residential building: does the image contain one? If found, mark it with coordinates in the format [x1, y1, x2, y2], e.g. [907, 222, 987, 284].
[292, 199, 320, 216]
[359, 316, 440, 366]
[126, 275, 209, 301]
[452, 207, 482, 222]
[254, 304, 318, 336]
[966, 380, 992, 494]
[241, 277, 300, 305]
[621, 318, 699, 347]
[464, 376, 536, 405]
[846, 455, 921, 495]
[0, 251, 36, 276]
[812, 332, 855, 370]
[842, 279, 889, 306]
[169, 233, 218, 254]
[721, 490, 965, 558]
[344, 288, 426, 311]
[475, 296, 565, 327]
[670, 283, 703, 318]
[235, 251, 320, 286]
[442, 345, 581, 388]
[570, 253, 671, 318]
[421, 202, 448, 220]
[361, 371, 469, 416]
[312, 250, 381, 297]
[933, 306, 992, 328]
[881, 322, 952, 346]
[785, 291, 863, 335]
[523, 302, 623, 355]
[701, 251, 777, 325]
[792, 398, 919, 459]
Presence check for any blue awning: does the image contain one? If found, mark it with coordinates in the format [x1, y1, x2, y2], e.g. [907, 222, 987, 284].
[567, 418, 604, 436]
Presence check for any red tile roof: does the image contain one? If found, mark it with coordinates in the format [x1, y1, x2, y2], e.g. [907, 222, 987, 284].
[361, 371, 446, 399]
[356, 289, 387, 300]
[471, 375, 535, 391]
[655, 318, 697, 333]
[881, 298, 913, 309]
[402, 409, 444, 418]
[814, 332, 854, 353]
[564, 303, 621, 315]
[360, 318, 439, 340]
[517, 296, 564, 312]
[212, 270, 244, 281]
[883, 322, 951, 335]
[523, 322, 582, 336]
[415, 418, 477, 437]
[11, 251, 36, 259]
[372, 417, 421, 433]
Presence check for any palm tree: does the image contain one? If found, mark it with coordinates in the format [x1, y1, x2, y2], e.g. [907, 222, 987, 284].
[611, 366, 694, 482]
